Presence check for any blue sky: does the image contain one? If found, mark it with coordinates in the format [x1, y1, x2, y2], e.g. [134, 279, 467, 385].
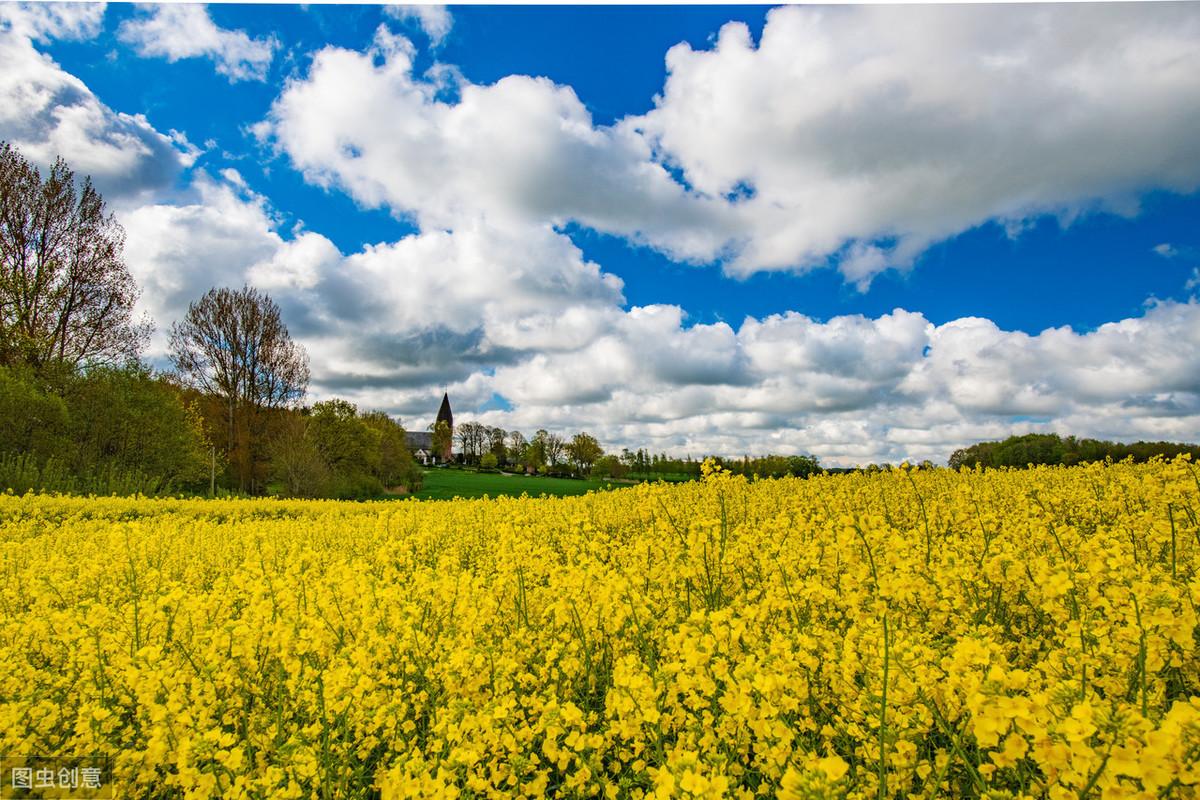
[3, 3, 1199, 464]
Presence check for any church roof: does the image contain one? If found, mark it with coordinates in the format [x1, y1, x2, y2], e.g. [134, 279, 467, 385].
[406, 431, 433, 450]
[436, 392, 453, 428]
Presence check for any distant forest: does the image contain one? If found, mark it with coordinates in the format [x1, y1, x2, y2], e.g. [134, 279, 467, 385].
[948, 433, 1200, 469]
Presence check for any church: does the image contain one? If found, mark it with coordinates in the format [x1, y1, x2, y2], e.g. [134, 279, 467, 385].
[405, 393, 454, 465]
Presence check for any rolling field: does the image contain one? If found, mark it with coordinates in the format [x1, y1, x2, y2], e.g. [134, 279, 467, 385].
[409, 468, 624, 500]
[1, 459, 1198, 798]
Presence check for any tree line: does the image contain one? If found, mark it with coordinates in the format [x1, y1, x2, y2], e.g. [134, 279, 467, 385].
[444, 427, 825, 482]
[449, 425, 609, 477]
[948, 433, 1200, 470]
[0, 141, 422, 498]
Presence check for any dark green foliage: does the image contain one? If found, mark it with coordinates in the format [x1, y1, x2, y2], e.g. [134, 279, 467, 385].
[623, 451, 823, 480]
[0, 452, 178, 496]
[0, 364, 210, 495]
[361, 410, 423, 489]
[63, 365, 209, 487]
[267, 400, 422, 500]
[0, 365, 70, 462]
[591, 455, 629, 479]
[948, 433, 1200, 470]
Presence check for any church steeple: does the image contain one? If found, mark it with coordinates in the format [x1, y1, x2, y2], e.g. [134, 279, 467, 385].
[436, 392, 453, 429]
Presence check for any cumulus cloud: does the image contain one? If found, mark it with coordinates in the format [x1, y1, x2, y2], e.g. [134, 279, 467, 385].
[0, 2, 106, 41]
[0, 2, 190, 202]
[384, 5, 453, 46]
[479, 302, 1200, 465]
[643, 3, 1200, 281]
[259, 25, 735, 262]
[120, 174, 626, 402]
[118, 4, 278, 82]
[262, 5, 1200, 288]
[638, 4, 1200, 282]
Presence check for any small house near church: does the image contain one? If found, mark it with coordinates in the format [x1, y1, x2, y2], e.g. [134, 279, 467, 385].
[405, 393, 454, 465]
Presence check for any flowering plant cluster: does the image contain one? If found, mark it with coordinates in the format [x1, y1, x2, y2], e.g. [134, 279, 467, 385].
[1, 457, 1198, 798]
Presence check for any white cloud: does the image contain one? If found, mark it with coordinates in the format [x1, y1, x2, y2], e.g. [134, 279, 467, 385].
[263, 5, 1200, 288]
[0, 2, 106, 42]
[385, 5, 453, 46]
[638, 4, 1200, 282]
[120, 175, 626, 396]
[1154, 243, 1179, 259]
[0, 2, 189, 202]
[118, 4, 278, 83]
[259, 25, 735, 263]
[479, 302, 1200, 465]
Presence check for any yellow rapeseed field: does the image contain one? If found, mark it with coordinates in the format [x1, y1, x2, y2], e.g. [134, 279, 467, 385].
[2, 458, 1199, 799]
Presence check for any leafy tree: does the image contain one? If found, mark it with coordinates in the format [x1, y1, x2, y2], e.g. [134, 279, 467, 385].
[0, 142, 149, 370]
[480, 452, 499, 470]
[591, 454, 628, 479]
[64, 365, 209, 487]
[527, 430, 549, 471]
[566, 432, 603, 474]
[308, 399, 373, 476]
[0, 365, 69, 462]
[949, 433, 1200, 470]
[508, 430, 527, 467]
[267, 413, 329, 498]
[488, 426, 507, 465]
[169, 285, 308, 492]
[360, 410, 421, 490]
[430, 419, 452, 463]
[544, 432, 565, 467]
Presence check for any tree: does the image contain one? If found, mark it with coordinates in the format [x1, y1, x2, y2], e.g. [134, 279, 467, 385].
[527, 430, 549, 472]
[360, 410, 421, 490]
[430, 419, 452, 463]
[456, 420, 489, 465]
[544, 432, 565, 468]
[169, 285, 308, 492]
[488, 426, 508, 465]
[308, 399, 372, 475]
[0, 365, 69, 462]
[565, 432, 603, 474]
[64, 365, 209, 487]
[508, 431, 527, 466]
[0, 142, 149, 370]
[267, 413, 329, 498]
[591, 454, 628, 480]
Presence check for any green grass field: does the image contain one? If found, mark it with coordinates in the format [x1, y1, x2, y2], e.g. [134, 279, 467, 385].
[407, 468, 625, 500]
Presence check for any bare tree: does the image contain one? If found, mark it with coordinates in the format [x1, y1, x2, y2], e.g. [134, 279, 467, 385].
[455, 421, 492, 465]
[488, 426, 507, 464]
[455, 421, 474, 463]
[0, 142, 149, 369]
[545, 432, 565, 467]
[508, 430, 527, 461]
[170, 286, 308, 491]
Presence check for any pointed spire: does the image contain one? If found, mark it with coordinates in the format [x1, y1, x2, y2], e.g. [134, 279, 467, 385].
[436, 392, 453, 429]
